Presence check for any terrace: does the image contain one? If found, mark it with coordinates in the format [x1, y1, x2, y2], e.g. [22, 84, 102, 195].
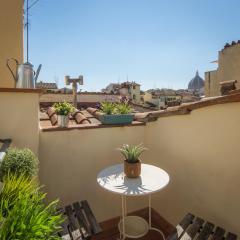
[0, 1, 240, 239]
[0, 87, 240, 238]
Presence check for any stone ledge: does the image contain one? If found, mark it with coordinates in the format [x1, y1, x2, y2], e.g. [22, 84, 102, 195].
[40, 121, 145, 132]
[0, 88, 43, 94]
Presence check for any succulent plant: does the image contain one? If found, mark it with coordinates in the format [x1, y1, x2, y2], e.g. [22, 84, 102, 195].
[115, 103, 133, 114]
[118, 144, 147, 163]
[100, 102, 133, 115]
[100, 102, 116, 115]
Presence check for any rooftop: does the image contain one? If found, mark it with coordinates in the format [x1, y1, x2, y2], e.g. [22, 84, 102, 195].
[1, 1, 240, 237]
[36, 88, 240, 132]
[1, 86, 240, 237]
[36, 81, 58, 89]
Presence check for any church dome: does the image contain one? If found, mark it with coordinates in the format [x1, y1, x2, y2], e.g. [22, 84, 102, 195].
[188, 71, 204, 90]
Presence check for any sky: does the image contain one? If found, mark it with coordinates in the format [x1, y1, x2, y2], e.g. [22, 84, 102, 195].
[26, 0, 240, 91]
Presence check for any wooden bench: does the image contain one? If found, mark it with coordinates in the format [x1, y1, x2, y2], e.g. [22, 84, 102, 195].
[58, 200, 102, 240]
[167, 213, 238, 240]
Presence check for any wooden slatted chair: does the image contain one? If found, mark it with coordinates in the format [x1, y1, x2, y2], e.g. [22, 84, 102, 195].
[58, 200, 102, 240]
[167, 213, 238, 240]
[0, 139, 12, 162]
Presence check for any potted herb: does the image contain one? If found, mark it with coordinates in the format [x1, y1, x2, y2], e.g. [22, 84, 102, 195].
[53, 101, 74, 127]
[99, 102, 134, 125]
[118, 144, 147, 178]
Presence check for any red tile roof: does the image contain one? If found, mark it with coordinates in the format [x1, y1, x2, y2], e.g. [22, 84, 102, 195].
[39, 92, 240, 131]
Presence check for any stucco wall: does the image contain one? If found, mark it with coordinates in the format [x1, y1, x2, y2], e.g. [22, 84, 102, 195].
[205, 70, 220, 97]
[205, 44, 240, 97]
[145, 103, 240, 235]
[0, 92, 40, 154]
[218, 45, 240, 90]
[39, 126, 147, 222]
[39, 102, 240, 234]
[0, 0, 23, 87]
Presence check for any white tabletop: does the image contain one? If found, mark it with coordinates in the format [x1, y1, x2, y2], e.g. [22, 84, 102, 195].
[97, 164, 170, 196]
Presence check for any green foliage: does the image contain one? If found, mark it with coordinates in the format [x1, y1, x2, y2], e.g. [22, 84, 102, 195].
[0, 148, 39, 180]
[0, 174, 63, 240]
[53, 101, 74, 116]
[100, 102, 116, 114]
[115, 103, 133, 114]
[0, 174, 37, 216]
[100, 102, 133, 115]
[118, 144, 147, 163]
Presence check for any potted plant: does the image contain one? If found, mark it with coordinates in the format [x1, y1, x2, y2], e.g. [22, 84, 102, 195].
[99, 102, 134, 125]
[0, 174, 63, 239]
[53, 101, 74, 127]
[118, 144, 147, 178]
[0, 148, 39, 181]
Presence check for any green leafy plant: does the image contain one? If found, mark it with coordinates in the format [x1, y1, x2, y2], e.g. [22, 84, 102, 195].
[100, 102, 116, 114]
[115, 103, 133, 114]
[118, 144, 147, 163]
[0, 174, 37, 216]
[53, 101, 74, 116]
[0, 174, 63, 240]
[100, 102, 133, 115]
[0, 148, 39, 180]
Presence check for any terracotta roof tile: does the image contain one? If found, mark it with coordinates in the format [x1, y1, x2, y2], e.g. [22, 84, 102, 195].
[39, 93, 240, 131]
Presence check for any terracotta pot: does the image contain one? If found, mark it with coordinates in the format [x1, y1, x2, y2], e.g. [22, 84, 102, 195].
[124, 160, 141, 178]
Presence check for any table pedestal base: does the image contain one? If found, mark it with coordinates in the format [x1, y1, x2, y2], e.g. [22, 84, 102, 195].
[118, 216, 149, 238]
[118, 195, 166, 240]
[118, 216, 166, 239]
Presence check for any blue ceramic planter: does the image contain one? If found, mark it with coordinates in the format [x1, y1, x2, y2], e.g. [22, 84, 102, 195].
[99, 114, 134, 125]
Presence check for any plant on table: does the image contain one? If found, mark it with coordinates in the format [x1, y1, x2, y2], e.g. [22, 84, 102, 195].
[0, 174, 63, 240]
[118, 144, 147, 178]
[0, 148, 39, 181]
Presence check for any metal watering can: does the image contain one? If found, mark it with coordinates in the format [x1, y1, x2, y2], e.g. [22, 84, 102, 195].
[6, 58, 42, 88]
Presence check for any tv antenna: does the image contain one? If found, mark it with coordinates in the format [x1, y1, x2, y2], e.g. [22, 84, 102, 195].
[25, 0, 41, 62]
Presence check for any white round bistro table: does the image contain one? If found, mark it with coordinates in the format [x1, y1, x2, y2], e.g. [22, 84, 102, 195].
[97, 164, 170, 240]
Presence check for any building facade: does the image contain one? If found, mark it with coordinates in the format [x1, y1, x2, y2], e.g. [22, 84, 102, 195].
[205, 41, 240, 97]
[102, 83, 121, 94]
[0, 0, 24, 87]
[36, 81, 58, 92]
[102, 81, 141, 103]
[119, 82, 141, 103]
[143, 89, 182, 109]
